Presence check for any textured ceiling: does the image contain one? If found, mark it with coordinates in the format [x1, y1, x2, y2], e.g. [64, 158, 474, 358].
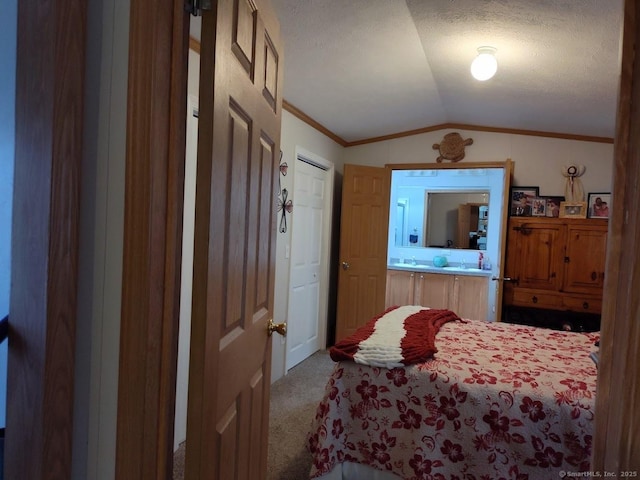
[192, 0, 624, 143]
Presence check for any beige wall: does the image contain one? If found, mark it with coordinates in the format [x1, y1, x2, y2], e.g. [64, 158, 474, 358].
[342, 129, 614, 197]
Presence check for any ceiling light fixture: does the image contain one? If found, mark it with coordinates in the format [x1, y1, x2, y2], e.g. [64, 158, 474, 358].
[470, 46, 497, 81]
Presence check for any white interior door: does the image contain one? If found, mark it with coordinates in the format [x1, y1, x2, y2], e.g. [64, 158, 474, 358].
[286, 152, 333, 370]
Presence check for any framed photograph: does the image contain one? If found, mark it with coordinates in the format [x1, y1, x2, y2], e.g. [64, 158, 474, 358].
[542, 196, 565, 217]
[531, 198, 547, 216]
[510, 187, 539, 216]
[559, 201, 587, 218]
[587, 192, 611, 218]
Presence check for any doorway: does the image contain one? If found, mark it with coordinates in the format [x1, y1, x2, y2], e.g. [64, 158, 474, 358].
[285, 150, 334, 370]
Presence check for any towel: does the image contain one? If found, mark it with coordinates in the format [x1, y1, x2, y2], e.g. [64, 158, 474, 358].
[329, 305, 461, 368]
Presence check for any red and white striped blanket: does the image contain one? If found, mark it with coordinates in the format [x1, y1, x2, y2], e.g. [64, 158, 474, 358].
[329, 305, 461, 367]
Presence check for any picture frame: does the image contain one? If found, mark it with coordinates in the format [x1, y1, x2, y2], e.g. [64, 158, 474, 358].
[542, 196, 565, 217]
[559, 201, 587, 219]
[509, 187, 539, 217]
[587, 192, 611, 218]
[531, 198, 547, 216]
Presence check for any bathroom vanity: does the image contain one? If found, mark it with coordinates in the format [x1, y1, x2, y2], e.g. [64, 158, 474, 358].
[385, 263, 490, 320]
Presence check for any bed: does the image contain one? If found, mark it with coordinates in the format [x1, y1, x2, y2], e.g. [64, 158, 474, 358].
[307, 306, 598, 480]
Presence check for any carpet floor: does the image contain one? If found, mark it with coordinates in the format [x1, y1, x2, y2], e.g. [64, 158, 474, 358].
[173, 350, 335, 480]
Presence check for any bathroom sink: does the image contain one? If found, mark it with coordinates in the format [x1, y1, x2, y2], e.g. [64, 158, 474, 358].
[390, 263, 434, 270]
[441, 266, 483, 273]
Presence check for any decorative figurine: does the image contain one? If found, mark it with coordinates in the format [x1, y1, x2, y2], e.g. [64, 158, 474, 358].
[432, 132, 474, 162]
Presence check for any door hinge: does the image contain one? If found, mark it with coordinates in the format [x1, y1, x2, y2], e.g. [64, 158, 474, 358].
[185, 0, 212, 16]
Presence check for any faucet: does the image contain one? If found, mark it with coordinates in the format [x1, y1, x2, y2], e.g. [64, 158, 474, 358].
[411, 256, 417, 266]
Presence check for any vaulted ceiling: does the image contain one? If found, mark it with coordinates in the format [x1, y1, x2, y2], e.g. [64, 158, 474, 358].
[192, 0, 624, 144]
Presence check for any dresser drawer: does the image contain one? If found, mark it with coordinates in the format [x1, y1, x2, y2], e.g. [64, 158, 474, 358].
[563, 296, 602, 314]
[512, 290, 562, 309]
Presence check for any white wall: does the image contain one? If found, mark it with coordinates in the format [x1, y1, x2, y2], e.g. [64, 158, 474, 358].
[270, 111, 344, 383]
[343, 129, 614, 196]
[174, 48, 200, 451]
[72, 0, 129, 478]
[0, 0, 17, 430]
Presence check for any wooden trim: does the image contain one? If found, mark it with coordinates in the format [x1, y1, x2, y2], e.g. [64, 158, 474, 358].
[282, 99, 349, 146]
[347, 122, 614, 147]
[115, 1, 188, 479]
[495, 158, 514, 323]
[386, 160, 511, 170]
[8, 0, 86, 478]
[592, 0, 640, 469]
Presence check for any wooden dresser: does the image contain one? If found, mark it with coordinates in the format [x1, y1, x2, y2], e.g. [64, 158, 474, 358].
[503, 217, 608, 331]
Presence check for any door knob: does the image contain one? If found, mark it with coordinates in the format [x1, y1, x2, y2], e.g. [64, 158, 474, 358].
[267, 319, 287, 337]
[341, 261, 350, 270]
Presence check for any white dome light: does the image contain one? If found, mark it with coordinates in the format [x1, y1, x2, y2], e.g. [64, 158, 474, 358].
[470, 46, 497, 81]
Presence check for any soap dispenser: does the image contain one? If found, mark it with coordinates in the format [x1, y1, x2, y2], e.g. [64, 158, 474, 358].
[409, 228, 418, 244]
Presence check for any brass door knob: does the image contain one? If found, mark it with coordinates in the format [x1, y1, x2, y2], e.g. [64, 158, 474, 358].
[267, 319, 287, 337]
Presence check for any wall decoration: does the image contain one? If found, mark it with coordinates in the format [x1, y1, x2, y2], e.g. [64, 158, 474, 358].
[587, 192, 611, 218]
[559, 201, 587, 218]
[509, 186, 539, 216]
[278, 150, 288, 195]
[277, 151, 292, 233]
[561, 164, 586, 202]
[432, 132, 474, 162]
[277, 188, 293, 233]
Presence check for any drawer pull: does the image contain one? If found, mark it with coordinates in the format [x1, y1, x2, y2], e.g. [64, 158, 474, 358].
[591, 271, 597, 281]
[532, 296, 538, 304]
[583, 302, 589, 309]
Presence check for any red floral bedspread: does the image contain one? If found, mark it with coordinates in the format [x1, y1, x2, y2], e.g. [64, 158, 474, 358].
[308, 320, 599, 480]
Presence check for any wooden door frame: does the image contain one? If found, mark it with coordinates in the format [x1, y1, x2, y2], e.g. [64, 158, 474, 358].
[8, 0, 86, 478]
[114, 1, 189, 478]
[592, 0, 640, 468]
[9, 0, 189, 479]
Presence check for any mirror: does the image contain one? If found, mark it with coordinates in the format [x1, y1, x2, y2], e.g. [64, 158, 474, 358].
[424, 192, 489, 249]
[395, 190, 489, 248]
[390, 168, 500, 252]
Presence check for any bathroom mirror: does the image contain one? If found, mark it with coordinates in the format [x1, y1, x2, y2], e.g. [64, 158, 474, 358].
[391, 169, 497, 251]
[424, 191, 489, 249]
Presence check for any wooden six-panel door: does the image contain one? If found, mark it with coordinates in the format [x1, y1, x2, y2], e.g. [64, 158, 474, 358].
[335, 165, 391, 342]
[185, 1, 283, 478]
